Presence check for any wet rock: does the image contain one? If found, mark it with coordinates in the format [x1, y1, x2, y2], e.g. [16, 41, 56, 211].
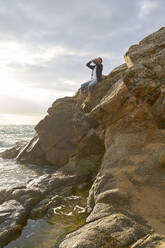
[16, 134, 49, 165]
[0, 187, 16, 205]
[0, 200, 26, 247]
[0, 224, 23, 248]
[9, 188, 42, 210]
[0, 142, 25, 159]
[29, 195, 63, 219]
[26, 173, 82, 195]
[0, 172, 90, 247]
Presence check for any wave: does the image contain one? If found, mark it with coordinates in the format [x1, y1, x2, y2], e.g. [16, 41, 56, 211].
[0, 125, 35, 150]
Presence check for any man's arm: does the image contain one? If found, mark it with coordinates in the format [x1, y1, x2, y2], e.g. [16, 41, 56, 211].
[86, 61, 95, 70]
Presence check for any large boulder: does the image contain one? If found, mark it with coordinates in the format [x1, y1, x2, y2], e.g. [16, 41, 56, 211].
[17, 97, 100, 167]
[124, 27, 165, 68]
[123, 27, 165, 129]
[16, 134, 48, 165]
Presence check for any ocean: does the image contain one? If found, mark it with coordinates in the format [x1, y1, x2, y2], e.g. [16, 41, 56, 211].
[0, 125, 56, 188]
[0, 125, 82, 248]
[0, 125, 61, 248]
[0, 125, 86, 248]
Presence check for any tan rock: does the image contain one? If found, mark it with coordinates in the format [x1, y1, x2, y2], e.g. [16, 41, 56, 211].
[124, 27, 165, 67]
[5, 27, 165, 247]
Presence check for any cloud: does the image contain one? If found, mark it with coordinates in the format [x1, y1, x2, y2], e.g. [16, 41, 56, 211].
[139, 0, 158, 18]
[0, 1, 140, 49]
[0, 94, 45, 114]
[0, 0, 165, 122]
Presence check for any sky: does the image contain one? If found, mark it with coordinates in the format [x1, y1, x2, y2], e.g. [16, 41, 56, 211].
[0, 0, 165, 125]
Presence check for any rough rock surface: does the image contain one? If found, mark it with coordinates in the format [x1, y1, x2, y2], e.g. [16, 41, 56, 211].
[0, 173, 88, 247]
[17, 97, 103, 168]
[1, 27, 165, 247]
[59, 27, 165, 247]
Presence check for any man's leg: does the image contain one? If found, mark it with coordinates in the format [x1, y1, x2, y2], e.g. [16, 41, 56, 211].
[81, 80, 91, 91]
[87, 79, 98, 101]
[75, 80, 91, 100]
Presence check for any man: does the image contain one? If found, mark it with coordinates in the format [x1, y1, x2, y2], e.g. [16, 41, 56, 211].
[77, 57, 103, 101]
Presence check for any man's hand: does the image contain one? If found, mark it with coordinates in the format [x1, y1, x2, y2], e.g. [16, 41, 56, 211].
[91, 58, 97, 63]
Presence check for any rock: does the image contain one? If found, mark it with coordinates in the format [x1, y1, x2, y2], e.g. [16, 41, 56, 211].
[0, 187, 17, 205]
[123, 27, 165, 129]
[88, 79, 165, 236]
[0, 224, 23, 248]
[0, 142, 25, 159]
[131, 233, 165, 248]
[81, 63, 128, 112]
[29, 195, 63, 219]
[16, 134, 49, 165]
[151, 86, 165, 128]
[124, 27, 165, 68]
[61, 128, 105, 177]
[91, 79, 139, 127]
[17, 97, 99, 167]
[0, 184, 43, 246]
[0, 172, 89, 247]
[26, 173, 82, 195]
[35, 97, 95, 167]
[9, 187, 42, 210]
[59, 28, 165, 247]
[0, 200, 26, 228]
[2, 28, 165, 247]
[0, 200, 26, 248]
[86, 202, 116, 223]
[59, 213, 150, 248]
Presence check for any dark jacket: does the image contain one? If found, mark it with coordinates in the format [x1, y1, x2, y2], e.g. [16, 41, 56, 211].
[86, 61, 103, 81]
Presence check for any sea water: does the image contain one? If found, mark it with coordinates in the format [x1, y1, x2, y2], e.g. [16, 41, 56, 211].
[1, 125, 86, 248]
[0, 125, 59, 248]
[0, 125, 56, 188]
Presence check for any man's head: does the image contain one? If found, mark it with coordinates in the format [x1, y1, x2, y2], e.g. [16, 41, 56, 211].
[97, 57, 103, 64]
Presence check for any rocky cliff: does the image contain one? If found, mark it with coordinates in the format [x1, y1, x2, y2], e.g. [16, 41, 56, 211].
[1, 27, 165, 247]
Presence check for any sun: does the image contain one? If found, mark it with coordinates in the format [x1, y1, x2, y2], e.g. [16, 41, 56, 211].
[0, 71, 21, 97]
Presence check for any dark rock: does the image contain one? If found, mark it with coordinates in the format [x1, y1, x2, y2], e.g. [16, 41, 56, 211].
[0, 200, 26, 248]
[16, 134, 49, 165]
[0, 142, 25, 159]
